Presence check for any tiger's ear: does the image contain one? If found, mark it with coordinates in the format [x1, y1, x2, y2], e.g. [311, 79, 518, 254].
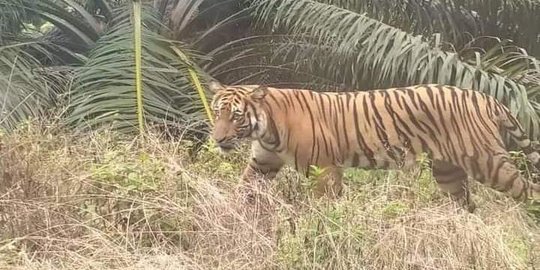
[251, 85, 268, 101]
[207, 81, 225, 93]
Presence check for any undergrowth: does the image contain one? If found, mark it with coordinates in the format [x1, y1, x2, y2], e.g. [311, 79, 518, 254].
[0, 123, 538, 269]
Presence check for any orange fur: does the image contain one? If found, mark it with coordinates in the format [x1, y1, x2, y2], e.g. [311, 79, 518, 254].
[209, 82, 540, 212]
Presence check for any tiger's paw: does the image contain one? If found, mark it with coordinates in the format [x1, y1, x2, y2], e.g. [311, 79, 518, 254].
[235, 179, 270, 205]
[452, 195, 477, 214]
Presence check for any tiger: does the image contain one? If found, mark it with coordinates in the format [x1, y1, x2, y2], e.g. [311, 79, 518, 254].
[208, 81, 540, 212]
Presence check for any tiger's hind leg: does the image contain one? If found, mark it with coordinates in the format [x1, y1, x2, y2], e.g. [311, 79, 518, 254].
[432, 160, 476, 213]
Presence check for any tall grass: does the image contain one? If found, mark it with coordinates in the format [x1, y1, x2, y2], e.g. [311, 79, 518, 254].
[0, 122, 538, 269]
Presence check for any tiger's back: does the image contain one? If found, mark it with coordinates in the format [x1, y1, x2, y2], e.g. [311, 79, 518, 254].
[209, 82, 540, 212]
[265, 86, 504, 169]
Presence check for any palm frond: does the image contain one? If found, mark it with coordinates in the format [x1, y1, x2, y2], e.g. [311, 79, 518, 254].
[66, 4, 205, 133]
[0, 0, 34, 42]
[82, 0, 114, 20]
[459, 37, 540, 90]
[201, 34, 341, 90]
[317, 0, 481, 49]
[456, 0, 540, 57]
[318, 0, 540, 57]
[29, 0, 100, 50]
[0, 42, 70, 131]
[252, 0, 540, 139]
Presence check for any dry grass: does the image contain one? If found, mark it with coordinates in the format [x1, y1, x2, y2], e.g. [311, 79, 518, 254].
[0, 123, 538, 269]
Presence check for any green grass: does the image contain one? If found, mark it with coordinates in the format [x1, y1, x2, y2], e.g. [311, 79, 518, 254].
[0, 123, 538, 269]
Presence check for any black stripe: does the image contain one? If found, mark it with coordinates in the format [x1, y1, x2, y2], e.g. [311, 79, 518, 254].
[354, 95, 376, 167]
[401, 97, 428, 134]
[293, 92, 306, 112]
[352, 153, 359, 167]
[436, 85, 447, 110]
[363, 94, 372, 126]
[299, 92, 318, 166]
[416, 90, 442, 135]
[392, 91, 404, 110]
[267, 93, 283, 110]
[277, 90, 294, 108]
[341, 95, 351, 149]
[432, 87, 450, 138]
[405, 88, 420, 109]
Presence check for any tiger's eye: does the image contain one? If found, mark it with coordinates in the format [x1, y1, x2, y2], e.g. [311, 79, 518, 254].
[232, 113, 242, 122]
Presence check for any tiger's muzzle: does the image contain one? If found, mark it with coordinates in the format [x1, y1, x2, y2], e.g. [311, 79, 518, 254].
[216, 140, 236, 153]
[212, 134, 239, 153]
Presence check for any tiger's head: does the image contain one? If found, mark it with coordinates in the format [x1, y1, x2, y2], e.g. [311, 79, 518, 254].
[208, 81, 269, 153]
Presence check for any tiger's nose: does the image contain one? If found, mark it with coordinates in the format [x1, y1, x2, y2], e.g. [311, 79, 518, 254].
[214, 137, 227, 143]
[212, 131, 229, 144]
[212, 119, 232, 144]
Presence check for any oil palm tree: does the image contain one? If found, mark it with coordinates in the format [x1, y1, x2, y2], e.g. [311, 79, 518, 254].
[0, 0, 219, 134]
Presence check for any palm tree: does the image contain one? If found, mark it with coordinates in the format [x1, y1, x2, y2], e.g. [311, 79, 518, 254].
[0, 0, 223, 134]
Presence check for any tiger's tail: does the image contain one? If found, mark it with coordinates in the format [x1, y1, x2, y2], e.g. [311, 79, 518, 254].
[497, 104, 540, 201]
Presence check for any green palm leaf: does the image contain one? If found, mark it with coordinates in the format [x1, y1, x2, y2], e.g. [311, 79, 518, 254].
[66, 4, 204, 133]
[0, 42, 68, 131]
[318, 0, 540, 57]
[457, 0, 540, 57]
[0, 0, 31, 40]
[26, 0, 101, 49]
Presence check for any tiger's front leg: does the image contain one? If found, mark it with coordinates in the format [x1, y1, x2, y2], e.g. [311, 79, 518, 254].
[313, 166, 344, 199]
[239, 141, 284, 198]
[241, 156, 284, 183]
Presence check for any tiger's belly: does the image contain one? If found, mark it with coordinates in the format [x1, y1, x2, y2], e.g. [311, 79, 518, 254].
[343, 151, 419, 170]
[275, 146, 420, 173]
